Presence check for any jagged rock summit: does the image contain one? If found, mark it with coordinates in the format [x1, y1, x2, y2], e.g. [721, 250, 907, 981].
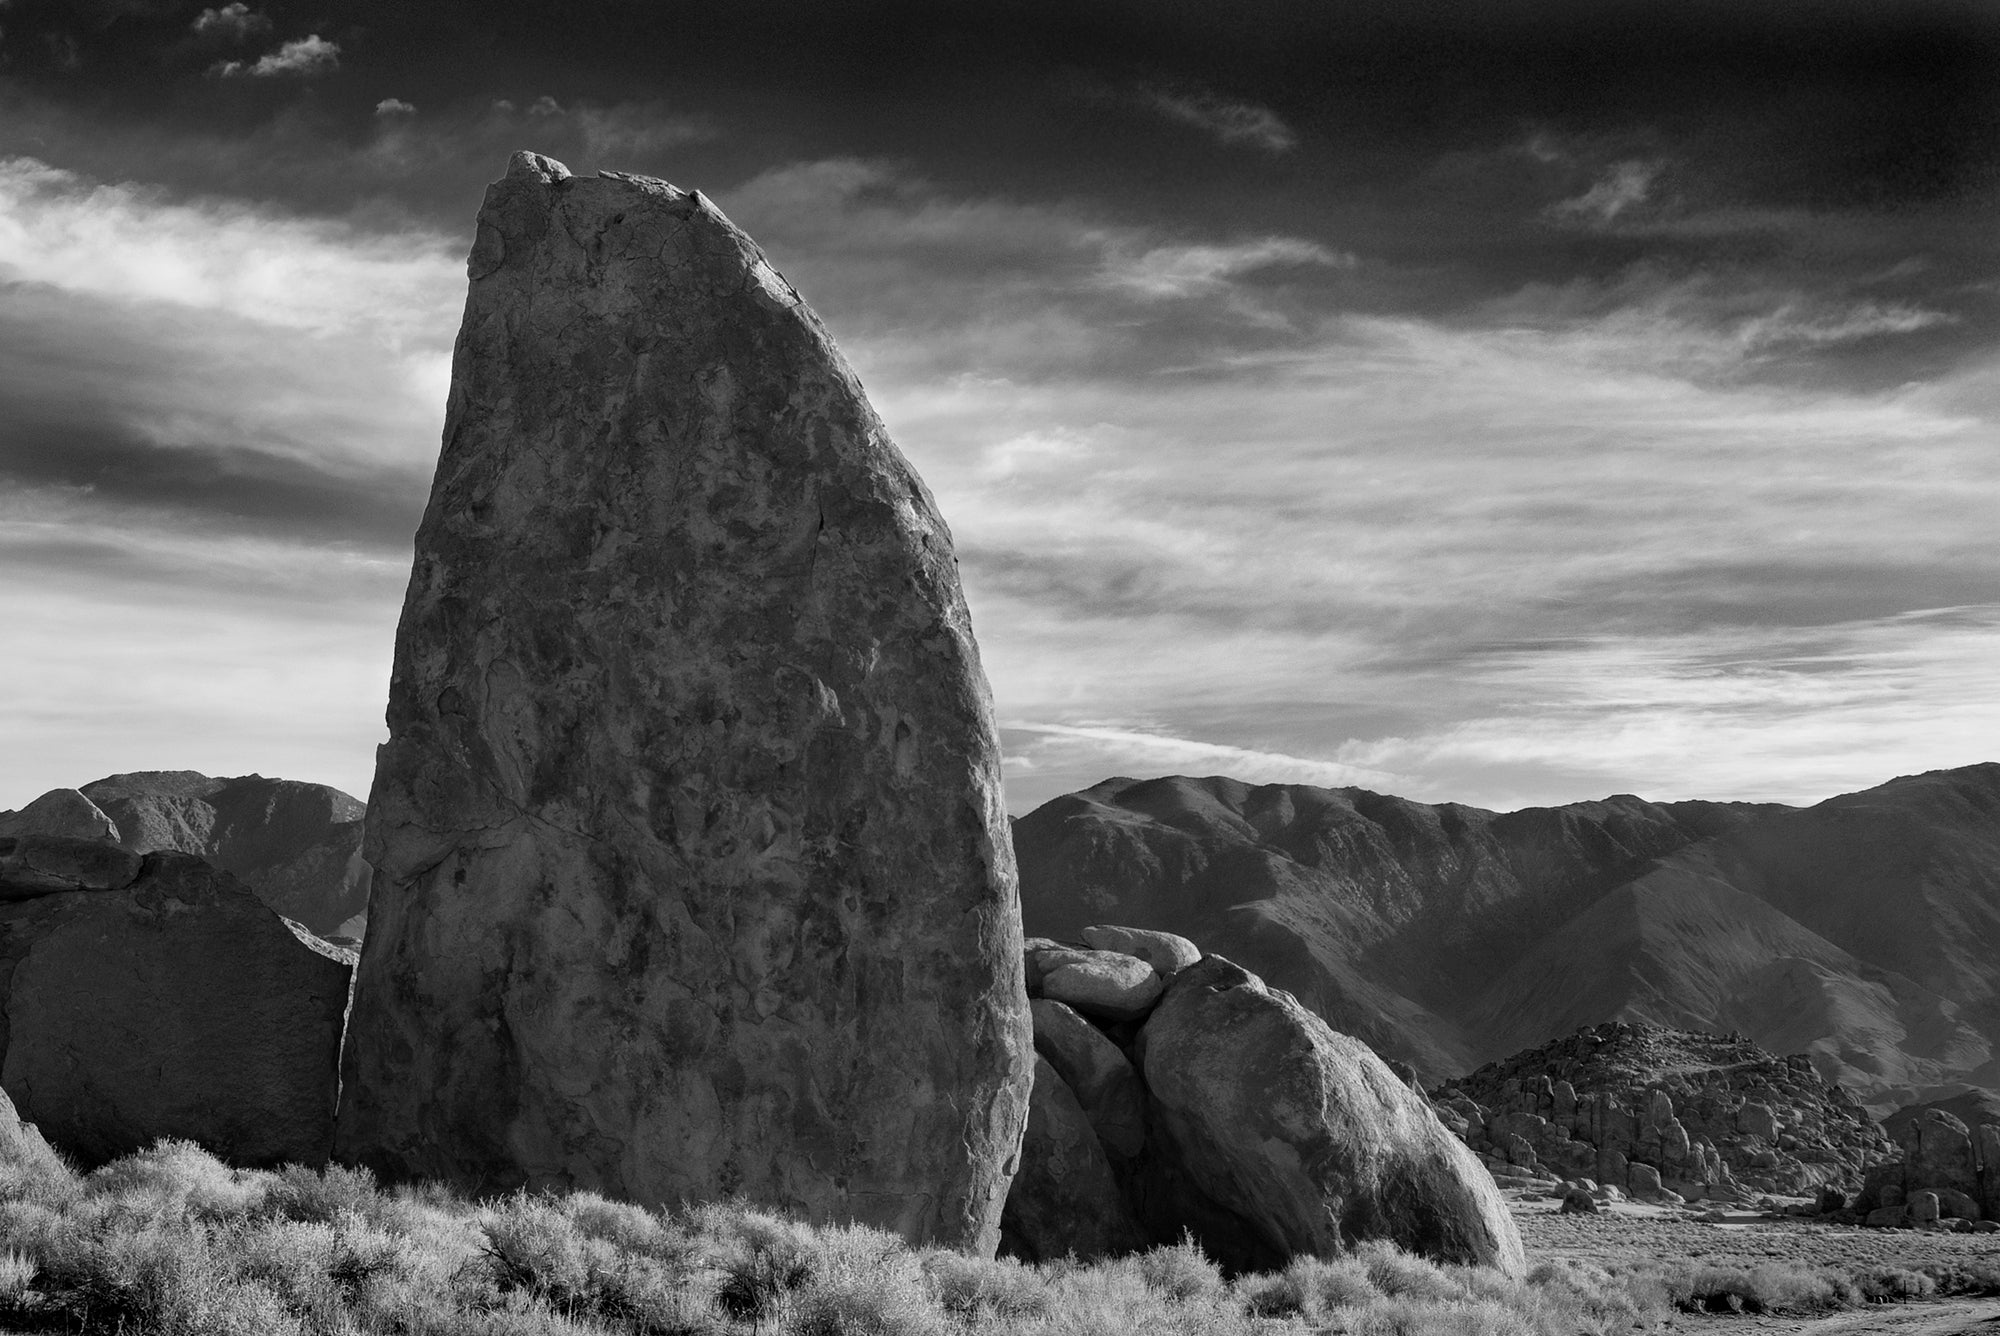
[336, 153, 1029, 1251]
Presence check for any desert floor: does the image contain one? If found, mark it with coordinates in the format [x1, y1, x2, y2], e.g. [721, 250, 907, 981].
[1518, 1193, 2000, 1334]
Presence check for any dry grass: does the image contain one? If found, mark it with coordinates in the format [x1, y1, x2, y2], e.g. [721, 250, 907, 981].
[0, 1141, 1989, 1334]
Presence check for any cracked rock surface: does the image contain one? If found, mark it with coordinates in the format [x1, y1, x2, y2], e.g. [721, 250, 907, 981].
[334, 152, 1029, 1251]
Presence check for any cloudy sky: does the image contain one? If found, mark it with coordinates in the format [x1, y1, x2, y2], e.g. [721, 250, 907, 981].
[1, 0, 1996, 815]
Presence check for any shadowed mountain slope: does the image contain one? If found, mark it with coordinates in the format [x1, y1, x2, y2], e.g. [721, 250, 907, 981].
[1013, 765, 2000, 1111]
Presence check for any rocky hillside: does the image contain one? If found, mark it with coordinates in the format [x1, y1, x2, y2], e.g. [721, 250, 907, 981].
[0, 773, 369, 941]
[1013, 764, 2000, 1111]
[1431, 1022, 1892, 1200]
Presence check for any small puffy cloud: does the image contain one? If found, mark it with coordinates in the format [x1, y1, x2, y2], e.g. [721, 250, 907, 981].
[1142, 87, 1296, 153]
[1550, 160, 1660, 223]
[374, 98, 416, 117]
[213, 33, 339, 78]
[190, 3, 267, 41]
[527, 95, 563, 117]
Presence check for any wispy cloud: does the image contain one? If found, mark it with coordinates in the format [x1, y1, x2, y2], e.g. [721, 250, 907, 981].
[1550, 159, 1661, 223]
[0, 157, 459, 347]
[213, 33, 339, 78]
[1100, 237, 1353, 299]
[0, 156, 459, 802]
[1002, 722, 1407, 794]
[1, 148, 1993, 818]
[1140, 87, 1297, 153]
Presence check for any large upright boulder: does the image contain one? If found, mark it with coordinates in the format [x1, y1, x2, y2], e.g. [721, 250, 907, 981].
[1138, 956, 1525, 1275]
[336, 152, 1029, 1251]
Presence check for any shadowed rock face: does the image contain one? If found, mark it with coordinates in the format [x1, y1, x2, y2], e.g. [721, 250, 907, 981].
[336, 152, 1028, 1251]
[0, 853, 350, 1168]
[999, 1057, 1147, 1263]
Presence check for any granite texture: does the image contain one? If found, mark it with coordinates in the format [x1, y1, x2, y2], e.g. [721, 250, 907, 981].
[335, 152, 1029, 1251]
[1139, 956, 1525, 1275]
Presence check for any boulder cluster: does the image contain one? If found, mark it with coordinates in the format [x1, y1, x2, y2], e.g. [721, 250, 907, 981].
[1430, 1022, 1891, 1203]
[1853, 1107, 2000, 1231]
[1010, 929, 1524, 1276]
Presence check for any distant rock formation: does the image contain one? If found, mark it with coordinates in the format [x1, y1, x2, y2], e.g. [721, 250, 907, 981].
[1430, 1022, 1892, 1202]
[0, 845, 350, 1167]
[19, 771, 376, 941]
[336, 152, 1028, 1251]
[1014, 765, 2000, 1111]
[1003, 929, 1523, 1276]
[1857, 1105, 2000, 1227]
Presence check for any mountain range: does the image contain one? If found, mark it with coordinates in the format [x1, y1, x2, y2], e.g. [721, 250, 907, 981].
[1013, 764, 2000, 1114]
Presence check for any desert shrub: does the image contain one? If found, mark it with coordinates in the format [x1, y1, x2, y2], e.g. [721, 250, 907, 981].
[921, 1250, 1048, 1319]
[1357, 1239, 1462, 1303]
[787, 1278, 946, 1336]
[1916, 1258, 2000, 1297]
[264, 1161, 381, 1225]
[1136, 1232, 1223, 1302]
[228, 1217, 343, 1321]
[481, 1191, 631, 1315]
[1523, 1258, 1664, 1331]
[1352, 1295, 1541, 1336]
[1856, 1265, 1939, 1302]
[1237, 1254, 1381, 1318]
[1742, 1263, 1843, 1312]
[564, 1190, 680, 1257]
[85, 1140, 272, 1221]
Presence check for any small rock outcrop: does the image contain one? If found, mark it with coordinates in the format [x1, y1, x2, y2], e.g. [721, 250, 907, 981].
[1004, 928, 1524, 1276]
[1431, 1022, 1891, 1202]
[0, 836, 143, 899]
[0, 789, 118, 843]
[336, 153, 1029, 1251]
[1857, 1107, 2000, 1226]
[0, 852, 351, 1167]
[0, 1085, 65, 1181]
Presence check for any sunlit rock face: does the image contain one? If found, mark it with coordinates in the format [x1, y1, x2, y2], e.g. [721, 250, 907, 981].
[334, 152, 1030, 1252]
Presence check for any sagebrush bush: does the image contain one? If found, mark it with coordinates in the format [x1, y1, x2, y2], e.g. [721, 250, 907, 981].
[1136, 1232, 1224, 1302]
[0, 1132, 1992, 1335]
[921, 1250, 1048, 1319]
